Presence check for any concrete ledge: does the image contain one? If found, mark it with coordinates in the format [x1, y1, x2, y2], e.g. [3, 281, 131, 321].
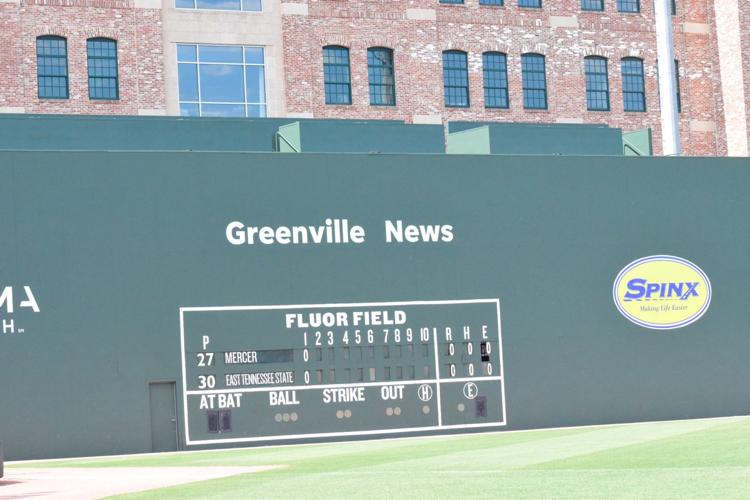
[281, 3, 308, 16]
[286, 112, 314, 118]
[0, 107, 24, 113]
[683, 22, 710, 34]
[413, 114, 442, 125]
[134, 0, 161, 8]
[550, 15, 578, 29]
[138, 108, 167, 116]
[690, 119, 716, 132]
[406, 8, 436, 21]
[0, 0, 21, 4]
[556, 117, 584, 124]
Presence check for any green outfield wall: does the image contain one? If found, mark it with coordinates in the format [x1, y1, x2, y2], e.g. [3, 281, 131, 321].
[1, 150, 748, 460]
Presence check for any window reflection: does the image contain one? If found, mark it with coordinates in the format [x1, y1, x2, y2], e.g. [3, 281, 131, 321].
[178, 44, 267, 118]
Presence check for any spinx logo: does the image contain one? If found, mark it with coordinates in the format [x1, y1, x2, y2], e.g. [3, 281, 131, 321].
[0, 286, 40, 313]
[624, 279, 699, 301]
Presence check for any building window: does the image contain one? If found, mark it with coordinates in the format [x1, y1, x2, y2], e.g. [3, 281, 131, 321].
[521, 53, 547, 109]
[440, 0, 464, 4]
[175, 0, 261, 12]
[674, 59, 681, 113]
[671, 0, 676, 14]
[617, 0, 639, 12]
[584, 56, 609, 111]
[368, 48, 395, 106]
[177, 44, 267, 117]
[479, 0, 503, 5]
[621, 57, 645, 112]
[323, 46, 352, 105]
[483, 52, 508, 109]
[442, 50, 469, 108]
[519, 0, 541, 7]
[87, 38, 119, 100]
[36, 36, 68, 99]
[581, 0, 603, 11]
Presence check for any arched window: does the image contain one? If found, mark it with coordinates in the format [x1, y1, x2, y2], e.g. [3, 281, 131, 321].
[482, 52, 508, 109]
[87, 38, 119, 100]
[621, 57, 645, 112]
[442, 50, 469, 108]
[584, 56, 609, 111]
[36, 36, 68, 99]
[521, 53, 547, 109]
[368, 48, 395, 106]
[323, 46, 351, 105]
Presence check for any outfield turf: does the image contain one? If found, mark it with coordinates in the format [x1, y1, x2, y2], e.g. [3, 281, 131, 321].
[12, 416, 750, 499]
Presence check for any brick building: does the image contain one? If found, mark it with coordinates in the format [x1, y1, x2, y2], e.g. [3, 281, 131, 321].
[0, 0, 748, 156]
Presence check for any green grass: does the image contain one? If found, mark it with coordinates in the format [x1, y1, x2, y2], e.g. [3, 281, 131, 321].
[12, 416, 750, 499]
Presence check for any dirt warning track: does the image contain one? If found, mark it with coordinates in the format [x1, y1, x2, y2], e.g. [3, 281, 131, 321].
[0, 465, 280, 499]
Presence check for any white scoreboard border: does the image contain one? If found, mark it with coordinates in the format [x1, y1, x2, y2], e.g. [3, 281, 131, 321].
[179, 298, 507, 446]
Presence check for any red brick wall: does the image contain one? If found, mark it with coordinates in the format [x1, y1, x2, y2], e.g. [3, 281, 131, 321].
[282, 0, 727, 155]
[674, 0, 727, 156]
[0, 0, 165, 115]
[739, 0, 750, 154]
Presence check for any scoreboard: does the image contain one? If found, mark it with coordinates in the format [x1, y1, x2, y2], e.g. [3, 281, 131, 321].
[180, 299, 506, 445]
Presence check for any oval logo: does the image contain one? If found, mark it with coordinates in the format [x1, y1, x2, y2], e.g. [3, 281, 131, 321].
[613, 255, 711, 330]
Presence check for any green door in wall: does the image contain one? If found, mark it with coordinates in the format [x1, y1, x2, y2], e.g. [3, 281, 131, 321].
[148, 382, 178, 452]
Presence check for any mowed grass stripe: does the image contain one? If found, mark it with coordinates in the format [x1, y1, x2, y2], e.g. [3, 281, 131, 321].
[528, 416, 750, 470]
[12, 417, 750, 499]
[13, 426, 589, 470]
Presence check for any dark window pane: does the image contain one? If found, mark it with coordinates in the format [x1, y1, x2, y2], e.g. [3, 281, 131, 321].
[622, 57, 645, 111]
[323, 46, 352, 104]
[674, 59, 681, 113]
[519, 0, 541, 6]
[480, 0, 503, 5]
[584, 56, 609, 111]
[443, 50, 469, 107]
[617, 0, 639, 12]
[440, 0, 464, 4]
[87, 38, 118, 100]
[581, 0, 603, 10]
[36, 36, 68, 99]
[483, 52, 509, 108]
[521, 53, 547, 109]
[368, 48, 395, 106]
